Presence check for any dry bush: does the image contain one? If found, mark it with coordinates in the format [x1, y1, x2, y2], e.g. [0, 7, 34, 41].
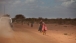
[64, 33, 68, 35]
[12, 15, 76, 25]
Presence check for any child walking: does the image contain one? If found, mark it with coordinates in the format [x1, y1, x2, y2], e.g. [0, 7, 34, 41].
[38, 20, 43, 32]
[42, 22, 47, 35]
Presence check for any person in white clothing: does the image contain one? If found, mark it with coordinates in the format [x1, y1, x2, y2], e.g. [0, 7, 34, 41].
[10, 18, 12, 23]
[9, 18, 13, 28]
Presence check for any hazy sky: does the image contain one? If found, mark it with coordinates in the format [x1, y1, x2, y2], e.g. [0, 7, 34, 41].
[0, 0, 76, 18]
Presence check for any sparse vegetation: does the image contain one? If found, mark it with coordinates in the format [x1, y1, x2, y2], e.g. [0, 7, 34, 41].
[64, 33, 68, 35]
[64, 26, 67, 27]
[12, 14, 76, 26]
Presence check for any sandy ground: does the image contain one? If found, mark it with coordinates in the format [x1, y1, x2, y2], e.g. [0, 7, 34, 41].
[0, 17, 76, 43]
[0, 24, 76, 43]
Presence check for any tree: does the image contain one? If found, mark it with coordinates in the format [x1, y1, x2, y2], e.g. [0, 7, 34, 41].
[15, 14, 25, 19]
[38, 17, 43, 20]
[14, 14, 26, 24]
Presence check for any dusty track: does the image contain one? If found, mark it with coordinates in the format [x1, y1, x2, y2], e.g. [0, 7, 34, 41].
[0, 17, 76, 43]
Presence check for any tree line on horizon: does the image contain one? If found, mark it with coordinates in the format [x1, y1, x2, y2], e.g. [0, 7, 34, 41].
[6, 14, 76, 25]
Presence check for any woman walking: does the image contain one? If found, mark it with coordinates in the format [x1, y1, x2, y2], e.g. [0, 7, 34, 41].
[42, 22, 47, 35]
[38, 20, 43, 32]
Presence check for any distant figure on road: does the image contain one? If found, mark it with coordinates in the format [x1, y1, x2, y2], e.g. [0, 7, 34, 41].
[38, 20, 43, 32]
[10, 18, 13, 27]
[31, 21, 34, 27]
[42, 22, 47, 35]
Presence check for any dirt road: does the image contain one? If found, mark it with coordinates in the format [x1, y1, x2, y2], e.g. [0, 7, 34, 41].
[0, 16, 76, 43]
[0, 24, 58, 43]
[1, 24, 75, 43]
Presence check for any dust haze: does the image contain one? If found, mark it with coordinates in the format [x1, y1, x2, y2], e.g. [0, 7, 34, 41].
[0, 15, 13, 38]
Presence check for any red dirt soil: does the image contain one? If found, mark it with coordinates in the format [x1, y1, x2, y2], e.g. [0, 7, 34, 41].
[1, 23, 76, 43]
